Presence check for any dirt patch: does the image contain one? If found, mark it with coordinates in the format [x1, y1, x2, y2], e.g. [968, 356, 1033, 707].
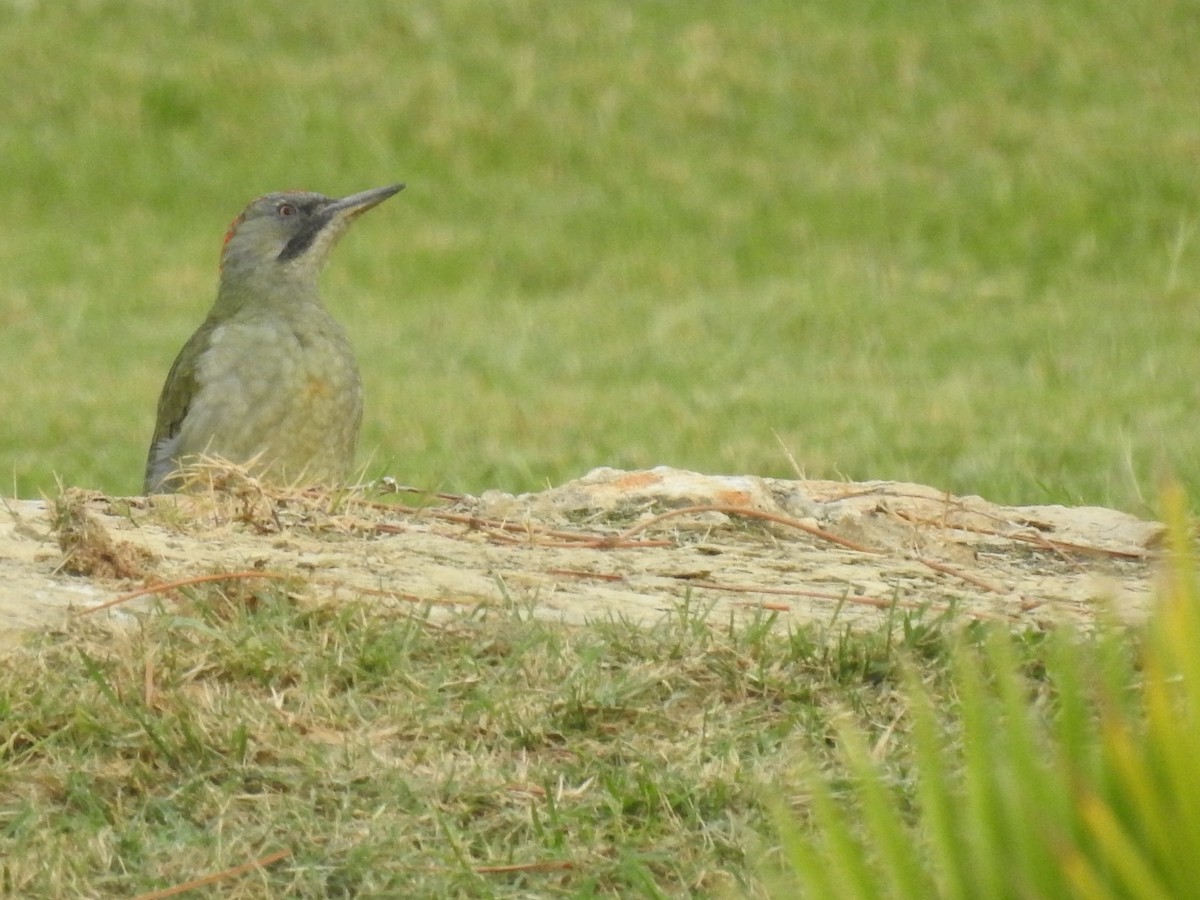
[0, 467, 1163, 648]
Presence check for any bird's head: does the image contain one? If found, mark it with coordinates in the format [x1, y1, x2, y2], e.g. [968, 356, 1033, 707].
[217, 183, 404, 296]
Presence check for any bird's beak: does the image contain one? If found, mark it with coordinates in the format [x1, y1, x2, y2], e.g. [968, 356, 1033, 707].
[327, 183, 405, 222]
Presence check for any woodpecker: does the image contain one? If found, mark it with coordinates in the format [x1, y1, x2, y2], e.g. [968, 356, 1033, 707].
[144, 183, 403, 493]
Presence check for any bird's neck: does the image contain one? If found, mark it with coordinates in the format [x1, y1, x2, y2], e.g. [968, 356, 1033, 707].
[209, 265, 324, 321]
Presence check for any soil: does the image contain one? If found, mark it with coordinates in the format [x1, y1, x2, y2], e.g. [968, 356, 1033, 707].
[0, 467, 1164, 648]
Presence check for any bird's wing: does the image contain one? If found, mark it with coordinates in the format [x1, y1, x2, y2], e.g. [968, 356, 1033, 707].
[143, 324, 211, 492]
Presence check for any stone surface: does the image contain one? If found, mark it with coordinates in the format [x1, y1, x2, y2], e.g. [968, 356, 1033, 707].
[0, 468, 1164, 647]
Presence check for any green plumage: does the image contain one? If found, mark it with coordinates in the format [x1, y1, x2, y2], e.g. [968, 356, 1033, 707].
[144, 184, 402, 493]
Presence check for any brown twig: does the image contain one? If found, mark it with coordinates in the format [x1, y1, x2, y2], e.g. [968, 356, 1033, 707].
[613, 504, 883, 554]
[918, 557, 1046, 614]
[374, 512, 672, 548]
[429, 510, 605, 542]
[390, 501, 860, 551]
[754, 601, 793, 612]
[918, 558, 1009, 595]
[891, 508, 1152, 561]
[76, 571, 292, 616]
[1006, 530, 1151, 560]
[130, 848, 291, 900]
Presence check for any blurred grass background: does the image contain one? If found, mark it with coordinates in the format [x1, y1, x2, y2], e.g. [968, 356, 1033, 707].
[0, 0, 1197, 509]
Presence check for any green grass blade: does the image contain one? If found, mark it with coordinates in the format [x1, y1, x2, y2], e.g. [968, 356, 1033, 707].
[831, 718, 932, 899]
[904, 670, 971, 900]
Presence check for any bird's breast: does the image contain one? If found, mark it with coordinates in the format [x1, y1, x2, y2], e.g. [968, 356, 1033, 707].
[181, 308, 364, 484]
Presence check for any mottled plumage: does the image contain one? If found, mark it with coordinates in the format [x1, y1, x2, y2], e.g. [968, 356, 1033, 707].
[144, 184, 403, 493]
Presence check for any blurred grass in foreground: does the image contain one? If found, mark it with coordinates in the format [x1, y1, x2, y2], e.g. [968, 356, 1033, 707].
[761, 483, 1199, 898]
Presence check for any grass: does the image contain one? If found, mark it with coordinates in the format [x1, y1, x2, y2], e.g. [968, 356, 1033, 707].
[0, 475, 1181, 898]
[2, 2, 1198, 896]
[0, 559, 957, 898]
[1, 0, 1198, 508]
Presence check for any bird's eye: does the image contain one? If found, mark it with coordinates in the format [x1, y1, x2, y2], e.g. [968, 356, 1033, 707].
[277, 203, 296, 217]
